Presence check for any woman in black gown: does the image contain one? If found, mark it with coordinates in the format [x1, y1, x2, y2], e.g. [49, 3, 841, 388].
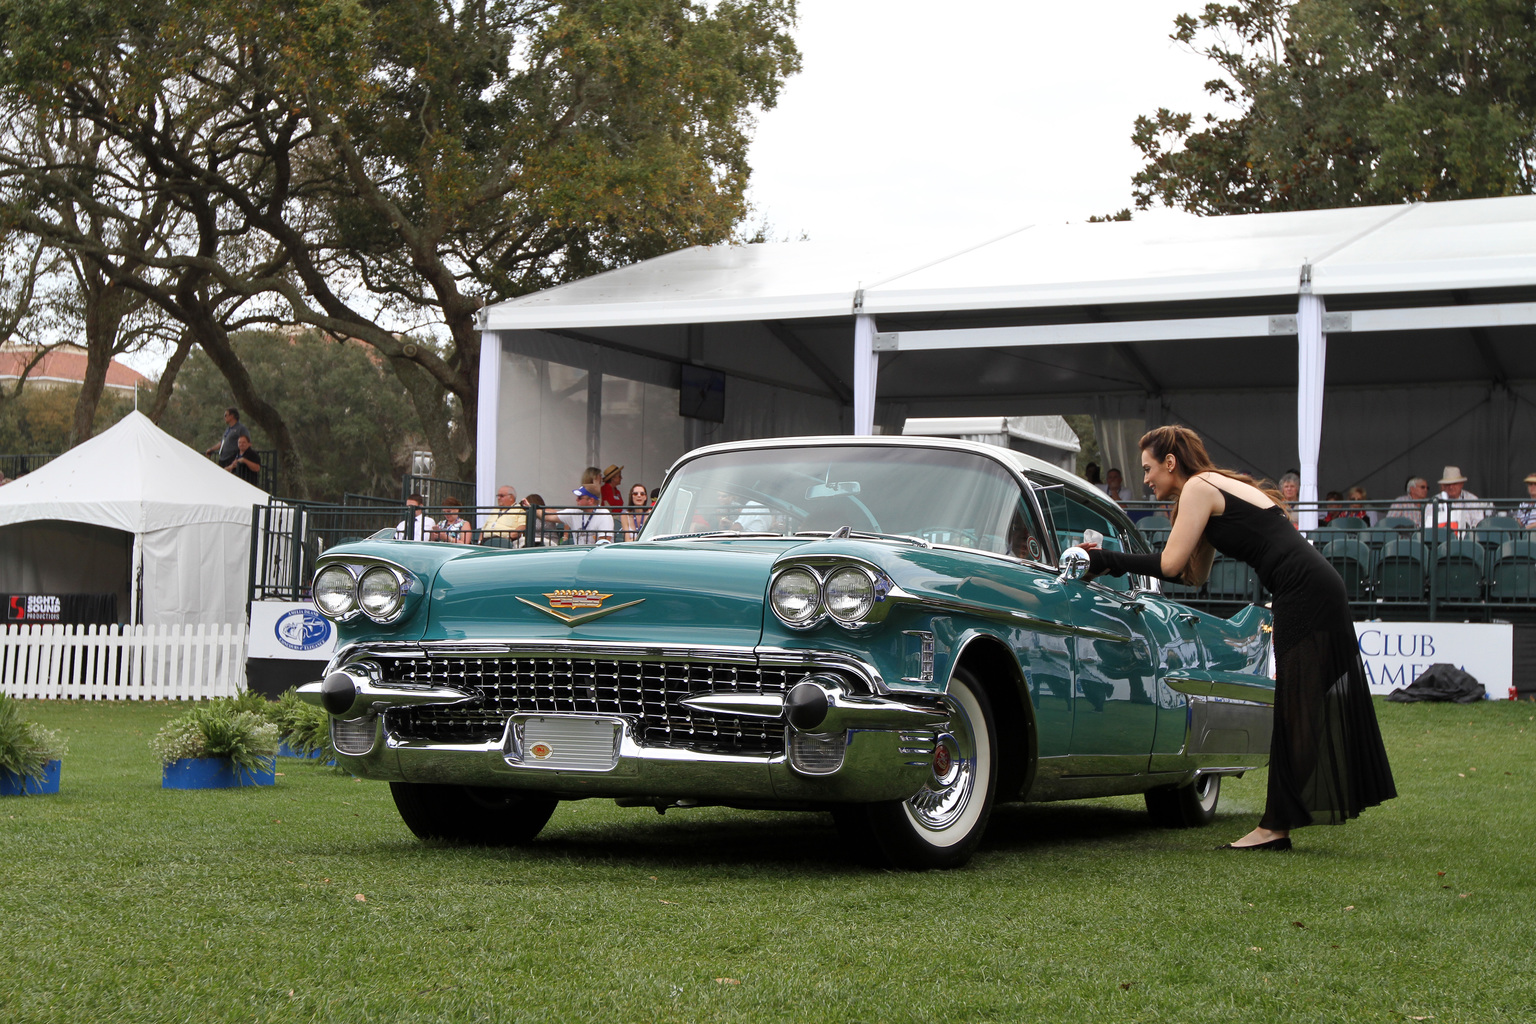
[1087, 426, 1396, 850]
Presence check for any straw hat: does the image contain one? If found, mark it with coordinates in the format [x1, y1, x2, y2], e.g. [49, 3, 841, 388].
[1523, 472, 1536, 485]
[603, 464, 623, 481]
[1438, 466, 1468, 485]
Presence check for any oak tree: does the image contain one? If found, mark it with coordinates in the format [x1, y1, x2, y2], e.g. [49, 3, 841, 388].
[0, 0, 800, 484]
[1132, 1, 1536, 214]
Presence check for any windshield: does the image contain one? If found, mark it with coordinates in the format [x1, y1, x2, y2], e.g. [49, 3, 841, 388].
[640, 444, 1034, 555]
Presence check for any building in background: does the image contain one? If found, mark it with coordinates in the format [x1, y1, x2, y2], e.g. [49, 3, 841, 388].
[0, 344, 149, 396]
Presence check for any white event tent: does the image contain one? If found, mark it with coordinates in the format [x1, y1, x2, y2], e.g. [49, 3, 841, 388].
[0, 411, 268, 625]
[478, 195, 1536, 529]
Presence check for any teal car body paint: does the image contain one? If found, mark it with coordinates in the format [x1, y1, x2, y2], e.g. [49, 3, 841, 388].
[302, 436, 1274, 868]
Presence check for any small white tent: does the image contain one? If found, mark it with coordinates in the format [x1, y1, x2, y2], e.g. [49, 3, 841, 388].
[0, 411, 267, 626]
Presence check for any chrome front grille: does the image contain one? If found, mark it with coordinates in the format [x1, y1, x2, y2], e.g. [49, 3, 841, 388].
[380, 655, 812, 755]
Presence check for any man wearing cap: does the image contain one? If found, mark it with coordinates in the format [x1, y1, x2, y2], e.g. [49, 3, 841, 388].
[562, 486, 615, 544]
[600, 465, 625, 509]
[1425, 466, 1493, 530]
[1515, 473, 1536, 528]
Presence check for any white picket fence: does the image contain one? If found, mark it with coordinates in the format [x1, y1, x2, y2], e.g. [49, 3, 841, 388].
[0, 623, 248, 700]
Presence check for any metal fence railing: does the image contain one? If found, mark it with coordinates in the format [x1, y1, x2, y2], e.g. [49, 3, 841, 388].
[0, 453, 58, 480]
[248, 494, 1536, 621]
[249, 500, 655, 603]
[204, 449, 278, 494]
[1120, 498, 1536, 621]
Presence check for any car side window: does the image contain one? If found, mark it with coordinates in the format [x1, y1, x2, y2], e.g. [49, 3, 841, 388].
[1006, 499, 1048, 563]
[1037, 485, 1141, 593]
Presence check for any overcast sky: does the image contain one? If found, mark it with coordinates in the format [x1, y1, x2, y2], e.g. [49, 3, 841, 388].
[120, 1, 1224, 376]
[744, 0, 1223, 249]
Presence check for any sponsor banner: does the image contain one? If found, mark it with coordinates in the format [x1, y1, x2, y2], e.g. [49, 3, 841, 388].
[4, 593, 117, 625]
[249, 601, 336, 661]
[1354, 621, 1511, 699]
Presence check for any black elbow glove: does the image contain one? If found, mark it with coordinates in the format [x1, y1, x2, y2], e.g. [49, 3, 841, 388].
[1086, 547, 1168, 580]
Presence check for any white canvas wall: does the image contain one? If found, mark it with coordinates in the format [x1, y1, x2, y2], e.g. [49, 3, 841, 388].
[491, 331, 846, 503]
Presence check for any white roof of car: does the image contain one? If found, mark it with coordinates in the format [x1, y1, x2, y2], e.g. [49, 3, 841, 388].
[671, 433, 1101, 498]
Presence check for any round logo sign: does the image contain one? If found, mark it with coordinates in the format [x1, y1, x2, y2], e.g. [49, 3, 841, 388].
[275, 608, 333, 652]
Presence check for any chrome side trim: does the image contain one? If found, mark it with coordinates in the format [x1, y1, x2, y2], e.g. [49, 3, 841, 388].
[754, 648, 887, 693]
[910, 590, 1126, 642]
[1164, 671, 1276, 706]
[901, 630, 936, 684]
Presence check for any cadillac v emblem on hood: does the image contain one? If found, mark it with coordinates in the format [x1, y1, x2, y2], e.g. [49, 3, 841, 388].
[516, 590, 645, 626]
[546, 590, 611, 609]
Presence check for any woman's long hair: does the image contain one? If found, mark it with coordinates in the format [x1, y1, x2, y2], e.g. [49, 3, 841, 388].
[1138, 425, 1287, 521]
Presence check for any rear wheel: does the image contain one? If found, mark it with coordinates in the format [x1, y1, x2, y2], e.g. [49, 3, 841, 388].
[834, 668, 997, 869]
[1144, 773, 1221, 828]
[389, 782, 558, 845]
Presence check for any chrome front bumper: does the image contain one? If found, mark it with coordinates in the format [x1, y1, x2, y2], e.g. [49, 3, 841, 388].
[318, 710, 946, 803]
[298, 659, 952, 804]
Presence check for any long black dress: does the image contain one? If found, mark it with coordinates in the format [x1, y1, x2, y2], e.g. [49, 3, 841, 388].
[1201, 485, 1397, 829]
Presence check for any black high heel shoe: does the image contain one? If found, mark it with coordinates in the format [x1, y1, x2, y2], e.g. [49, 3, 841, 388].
[1217, 836, 1292, 851]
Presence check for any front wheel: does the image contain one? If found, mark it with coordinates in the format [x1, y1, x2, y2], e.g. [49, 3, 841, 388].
[833, 668, 997, 869]
[389, 782, 558, 845]
[1144, 773, 1221, 828]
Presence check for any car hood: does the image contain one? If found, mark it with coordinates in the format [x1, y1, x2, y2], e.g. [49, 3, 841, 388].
[422, 539, 809, 646]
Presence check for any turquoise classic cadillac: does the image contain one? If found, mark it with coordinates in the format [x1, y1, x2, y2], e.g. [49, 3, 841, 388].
[301, 436, 1274, 869]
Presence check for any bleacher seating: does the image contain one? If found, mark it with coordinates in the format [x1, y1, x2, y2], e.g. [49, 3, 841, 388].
[1433, 540, 1486, 602]
[1206, 556, 1260, 603]
[1375, 538, 1427, 601]
[1322, 538, 1374, 602]
[1489, 538, 1536, 602]
[1469, 516, 1524, 561]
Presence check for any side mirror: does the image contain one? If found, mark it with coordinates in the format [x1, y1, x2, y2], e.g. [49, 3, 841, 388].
[1058, 545, 1090, 582]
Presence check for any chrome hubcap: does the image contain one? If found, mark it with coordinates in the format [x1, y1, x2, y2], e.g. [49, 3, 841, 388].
[906, 709, 977, 831]
[1194, 774, 1219, 812]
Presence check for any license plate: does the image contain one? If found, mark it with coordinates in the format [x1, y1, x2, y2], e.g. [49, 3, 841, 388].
[516, 717, 621, 771]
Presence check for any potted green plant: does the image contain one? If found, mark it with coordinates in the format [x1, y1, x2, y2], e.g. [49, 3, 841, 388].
[153, 698, 279, 789]
[0, 693, 68, 796]
[270, 688, 336, 762]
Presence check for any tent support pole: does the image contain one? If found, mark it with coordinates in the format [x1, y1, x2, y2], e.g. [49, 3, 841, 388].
[1297, 287, 1327, 533]
[476, 329, 501, 513]
[130, 533, 142, 626]
[853, 313, 878, 435]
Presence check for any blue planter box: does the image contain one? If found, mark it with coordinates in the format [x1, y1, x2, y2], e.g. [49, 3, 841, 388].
[161, 756, 276, 789]
[0, 759, 61, 796]
[277, 742, 335, 765]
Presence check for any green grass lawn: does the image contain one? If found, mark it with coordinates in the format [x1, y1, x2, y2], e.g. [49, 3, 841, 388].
[1, 699, 1532, 1024]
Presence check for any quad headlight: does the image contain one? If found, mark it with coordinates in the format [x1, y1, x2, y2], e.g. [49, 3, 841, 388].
[769, 562, 892, 629]
[313, 566, 358, 618]
[312, 561, 413, 623]
[769, 568, 822, 627]
[358, 566, 405, 620]
[823, 566, 876, 624]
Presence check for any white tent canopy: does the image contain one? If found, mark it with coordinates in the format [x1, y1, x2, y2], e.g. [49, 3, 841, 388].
[479, 196, 1536, 528]
[0, 411, 267, 625]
